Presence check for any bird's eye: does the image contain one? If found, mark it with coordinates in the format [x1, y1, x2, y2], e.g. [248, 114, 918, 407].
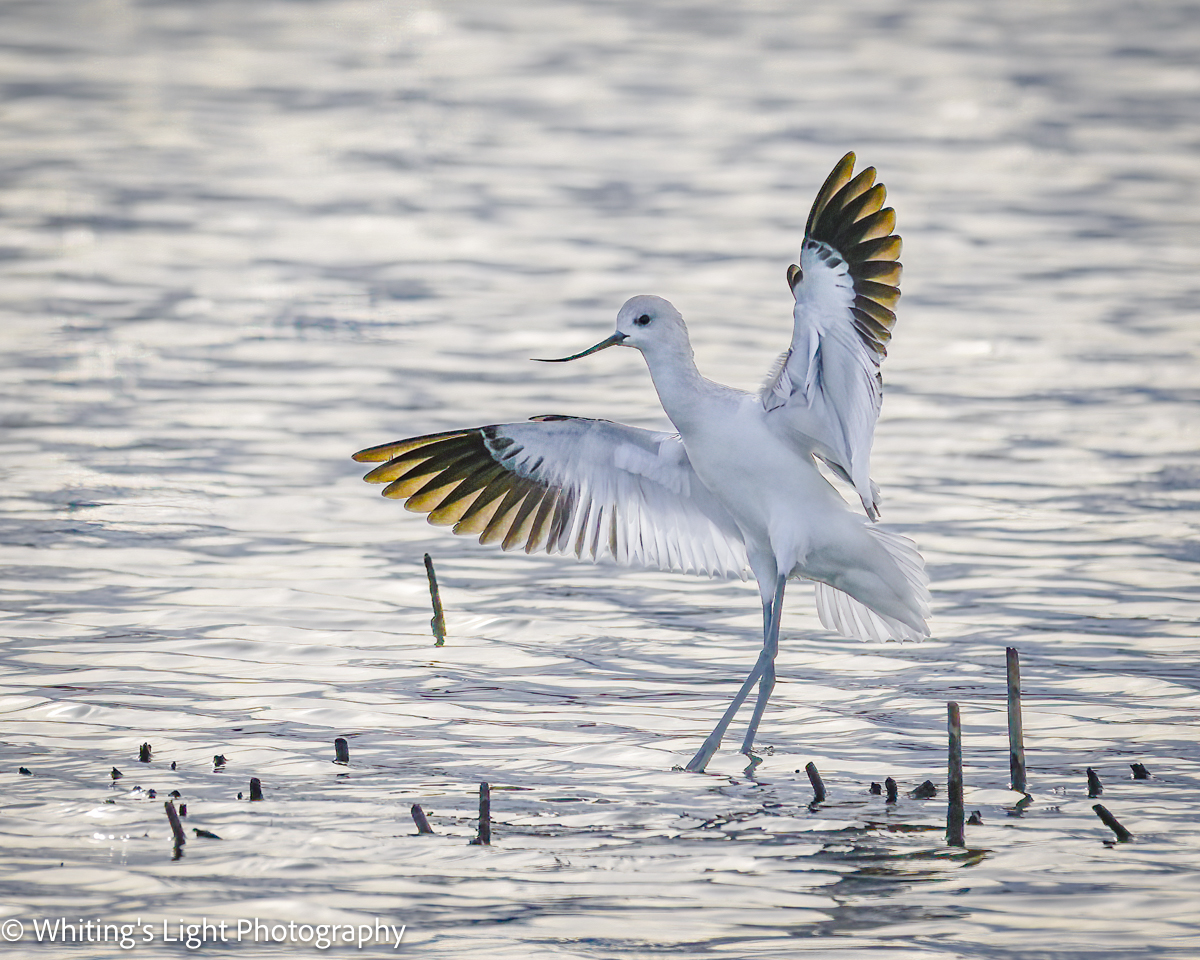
[633, 314, 651, 326]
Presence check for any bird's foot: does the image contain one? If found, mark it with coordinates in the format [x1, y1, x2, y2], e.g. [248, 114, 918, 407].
[742, 753, 763, 777]
[685, 734, 723, 773]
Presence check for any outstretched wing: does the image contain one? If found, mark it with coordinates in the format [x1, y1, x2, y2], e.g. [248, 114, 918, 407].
[762, 152, 902, 520]
[353, 415, 750, 578]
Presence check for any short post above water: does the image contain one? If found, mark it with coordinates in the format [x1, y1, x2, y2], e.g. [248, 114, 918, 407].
[805, 762, 826, 804]
[410, 803, 434, 835]
[164, 800, 186, 849]
[1092, 803, 1133, 842]
[1006, 647, 1026, 794]
[424, 553, 447, 646]
[947, 701, 964, 847]
[471, 782, 491, 845]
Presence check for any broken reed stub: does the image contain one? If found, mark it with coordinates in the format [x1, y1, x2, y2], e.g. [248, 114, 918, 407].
[334, 737, 350, 764]
[805, 762, 826, 803]
[411, 803, 434, 835]
[1087, 768, 1103, 797]
[947, 701, 965, 847]
[1006, 647, 1027, 794]
[111, 767, 123, 781]
[164, 801, 186, 848]
[1130, 763, 1150, 780]
[248, 777, 263, 801]
[424, 553, 447, 646]
[1092, 803, 1133, 842]
[1006, 793, 1033, 817]
[138, 743, 152, 763]
[470, 782, 491, 845]
[885, 777, 898, 804]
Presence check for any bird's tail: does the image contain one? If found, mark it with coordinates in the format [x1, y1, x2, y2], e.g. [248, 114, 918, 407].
[813, 525, 930, 642]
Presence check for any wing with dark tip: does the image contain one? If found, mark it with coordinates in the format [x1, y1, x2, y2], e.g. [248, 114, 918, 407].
[763, 151, 903, 519]
[353, 416, 750, 578]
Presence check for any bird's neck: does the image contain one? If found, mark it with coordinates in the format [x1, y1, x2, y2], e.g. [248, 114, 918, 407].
[641, 342, 708, 433]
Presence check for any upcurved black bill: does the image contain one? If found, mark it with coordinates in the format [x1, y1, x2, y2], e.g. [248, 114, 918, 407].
[533, 332, 628, 362]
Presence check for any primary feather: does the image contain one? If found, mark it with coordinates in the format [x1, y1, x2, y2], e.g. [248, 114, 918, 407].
[354, 416, 751, 579]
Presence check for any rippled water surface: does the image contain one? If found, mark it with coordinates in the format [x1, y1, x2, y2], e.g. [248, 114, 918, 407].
[2, 1, 1199, 956]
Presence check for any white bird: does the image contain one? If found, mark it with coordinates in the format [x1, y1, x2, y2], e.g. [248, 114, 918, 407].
[354, 153, 930, 772]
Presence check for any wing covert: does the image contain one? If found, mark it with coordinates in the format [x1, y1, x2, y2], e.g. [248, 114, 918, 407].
[353, 416, 750, 578]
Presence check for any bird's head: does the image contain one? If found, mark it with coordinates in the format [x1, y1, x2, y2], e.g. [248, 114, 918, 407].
[534, 295, 690, 364]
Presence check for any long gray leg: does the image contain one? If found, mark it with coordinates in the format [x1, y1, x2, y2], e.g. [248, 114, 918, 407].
[684, 649, 768, 772]
[740, 573, 786, 756]
[684, 580, 778, 773]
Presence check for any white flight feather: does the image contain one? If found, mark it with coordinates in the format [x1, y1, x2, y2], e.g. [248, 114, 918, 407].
[762, 238, 883, 518]
[493, 418, 749, 579]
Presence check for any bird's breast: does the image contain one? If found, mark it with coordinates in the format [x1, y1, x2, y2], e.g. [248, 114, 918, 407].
[679, 400, 839, 551]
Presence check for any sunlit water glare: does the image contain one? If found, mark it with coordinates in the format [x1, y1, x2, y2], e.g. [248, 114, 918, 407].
[1, 1, 1198, 957]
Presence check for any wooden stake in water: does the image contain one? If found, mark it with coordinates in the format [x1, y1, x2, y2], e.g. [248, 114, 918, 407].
[1087, 768, 1103, 798]
[248, 777, 263, 801]
[471, 782, 491, 845]
[424, 553, 446, 646]
[1092, 803, 1133, 842]
[885, 777, 898, 804]
[334, 737, 350, 764]
[165, 801, 186, 848]
[1006, 647, 1026, 793]
[138, 742, 152, 763]
[946, 701, 965, 847]
[411, 803, 434, 835]
[805, 762, 826, 804]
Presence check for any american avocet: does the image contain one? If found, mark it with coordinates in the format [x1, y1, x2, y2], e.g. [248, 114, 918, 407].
[354, 153, 930, 772]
